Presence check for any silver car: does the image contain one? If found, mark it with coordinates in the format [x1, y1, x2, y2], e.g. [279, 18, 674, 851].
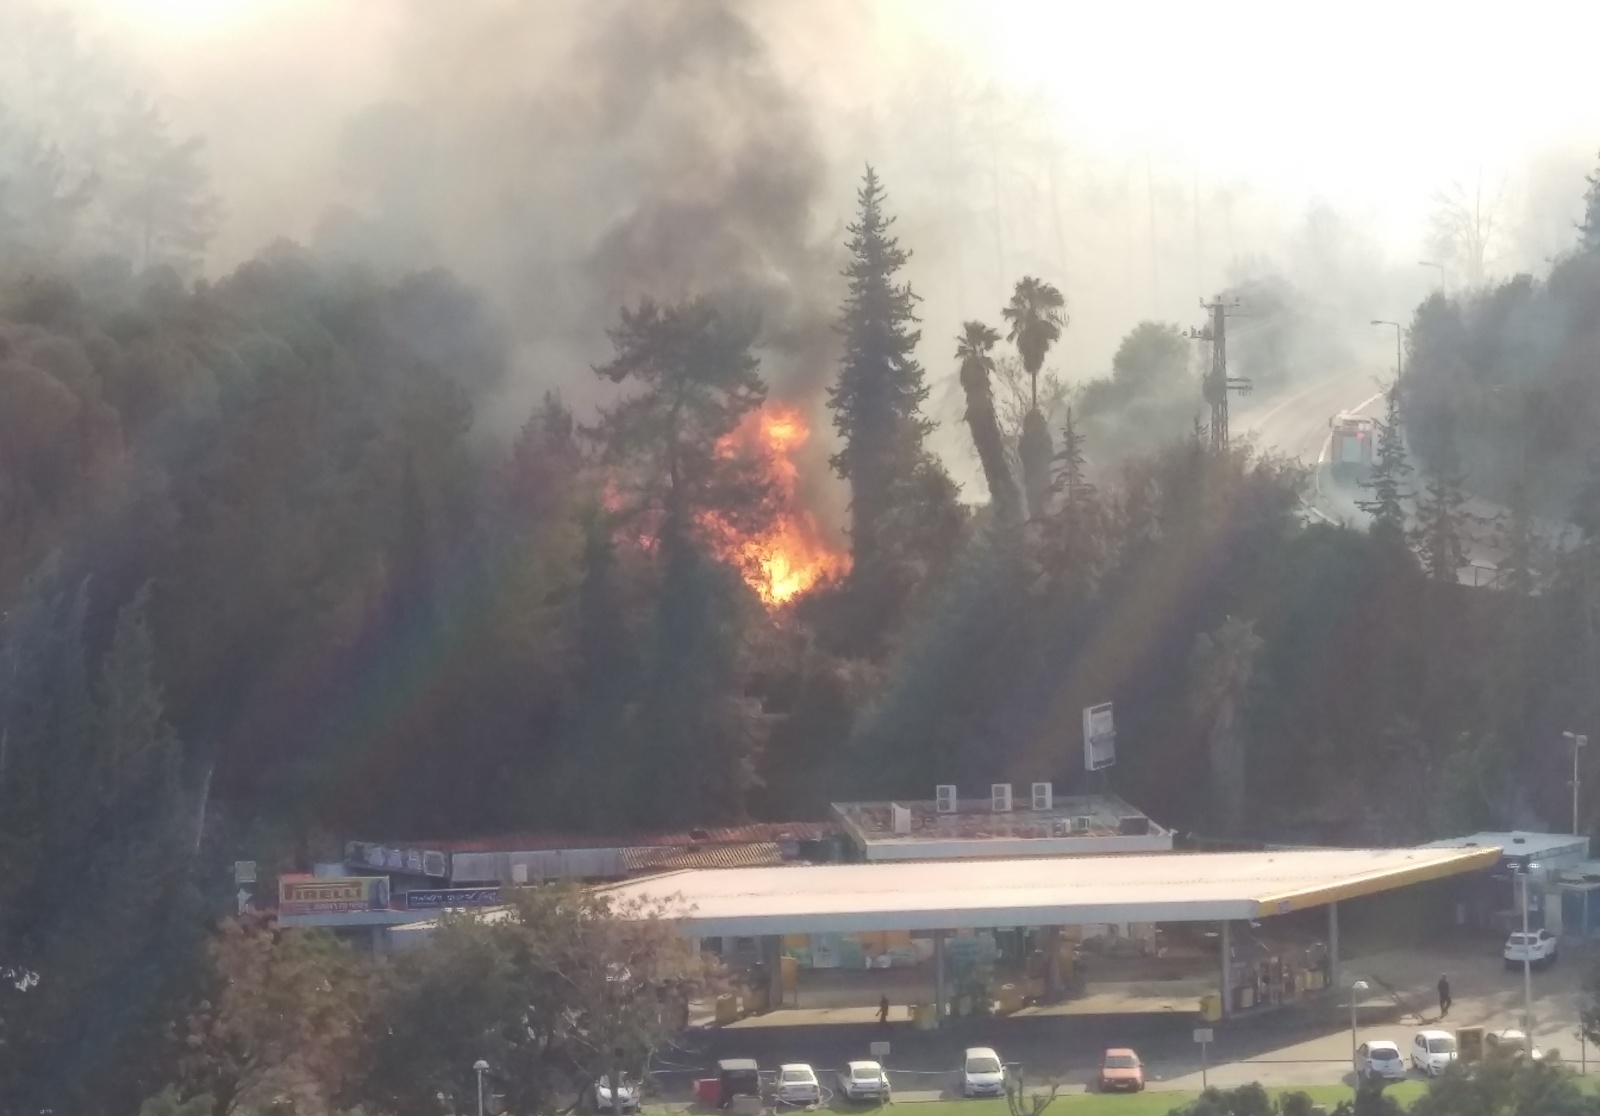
[836, 1061, 889, 1104]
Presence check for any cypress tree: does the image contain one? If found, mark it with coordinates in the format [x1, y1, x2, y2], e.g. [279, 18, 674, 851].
[829, 167, 931, 574]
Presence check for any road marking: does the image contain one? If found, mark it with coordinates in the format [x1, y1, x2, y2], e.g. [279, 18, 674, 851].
[1245, 370, 1354, 428]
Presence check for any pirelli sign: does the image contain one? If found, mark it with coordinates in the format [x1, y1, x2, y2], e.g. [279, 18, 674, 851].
[279, 876, 390, 916]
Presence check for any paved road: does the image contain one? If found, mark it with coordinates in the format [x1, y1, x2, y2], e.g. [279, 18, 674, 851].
[1233, 371, 1516, 584]
[666, 945, 1595, 1098]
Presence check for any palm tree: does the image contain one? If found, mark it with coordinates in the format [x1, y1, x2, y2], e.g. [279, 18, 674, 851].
[1002, 277, 1067, 518]
[955, 321, 1020, 524]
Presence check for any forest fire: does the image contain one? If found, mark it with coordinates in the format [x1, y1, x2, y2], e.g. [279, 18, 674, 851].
[707, 404, 848, 605]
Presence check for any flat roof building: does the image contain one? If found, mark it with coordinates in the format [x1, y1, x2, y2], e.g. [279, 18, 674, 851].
[831, 789, 1170, 860]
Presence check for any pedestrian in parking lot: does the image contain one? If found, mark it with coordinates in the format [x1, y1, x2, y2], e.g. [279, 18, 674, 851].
[1438, 974, 1452, 1019]
[878, 995, 890, 1025]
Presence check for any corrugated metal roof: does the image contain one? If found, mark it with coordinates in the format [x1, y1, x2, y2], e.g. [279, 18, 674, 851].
[622, 842, 789, 873]
[427, 821, 835, 854]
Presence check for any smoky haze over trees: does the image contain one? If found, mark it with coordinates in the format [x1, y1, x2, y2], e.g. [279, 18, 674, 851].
[8, 0, 1600, 1109]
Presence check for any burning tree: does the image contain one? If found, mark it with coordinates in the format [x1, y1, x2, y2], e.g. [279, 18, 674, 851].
[593, 297, 773, 550]
[592, 297, 778, 823]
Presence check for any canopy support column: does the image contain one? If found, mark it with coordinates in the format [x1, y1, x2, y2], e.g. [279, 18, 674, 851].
[1219, 919, 1232, 1020]
[764, 935, 783, 1008]
[933, 930, 948, 1024]
[1328, 901, 1341, 992]
[1044, 925, 1063, 999]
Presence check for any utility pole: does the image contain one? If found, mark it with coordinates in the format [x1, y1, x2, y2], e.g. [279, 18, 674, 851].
[1189, 296, 1251, 452]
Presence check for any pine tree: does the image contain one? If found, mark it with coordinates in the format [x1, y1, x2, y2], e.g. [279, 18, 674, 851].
[828, 167, 931, 574]
[1357, 385, 1412, 548]
[1410, 411, 1474, 583]
[1046, 408, 1100, 589]
[1581, 149, 1600, 255]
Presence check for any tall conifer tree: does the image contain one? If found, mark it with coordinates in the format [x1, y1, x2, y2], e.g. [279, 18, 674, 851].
[829, 167, 931, 574]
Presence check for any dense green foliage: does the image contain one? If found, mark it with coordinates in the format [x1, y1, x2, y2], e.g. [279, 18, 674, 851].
[9, 11, 1600, 1108]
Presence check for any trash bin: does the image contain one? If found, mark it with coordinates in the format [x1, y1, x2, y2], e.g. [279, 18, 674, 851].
[997, 984, 1024, 1013]
[714, 995, 739, 1025]
[1200, 993, 1222, 1021]
[695, 1079, 721, 1107]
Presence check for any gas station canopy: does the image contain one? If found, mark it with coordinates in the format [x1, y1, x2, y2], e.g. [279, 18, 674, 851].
[600, 846, 1500, 936]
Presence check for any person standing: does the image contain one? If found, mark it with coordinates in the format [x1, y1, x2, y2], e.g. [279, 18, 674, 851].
[878, 995, 890, 1025]
[1438, 974, 1452, 1019]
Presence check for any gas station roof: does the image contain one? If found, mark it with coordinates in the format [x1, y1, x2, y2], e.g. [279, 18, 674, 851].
[599, 846, 1500, 936]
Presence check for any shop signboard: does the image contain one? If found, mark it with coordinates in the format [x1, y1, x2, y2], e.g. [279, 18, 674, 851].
[406, 887, 503, 910]
[279, 876, 389, 916]
[346, 841, 450, 878]
[1083, 703, 1116, 771]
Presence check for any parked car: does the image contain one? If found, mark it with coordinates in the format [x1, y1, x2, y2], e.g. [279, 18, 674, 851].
[776, 1064, 822, 1107]
[961, 1048, 1006, 1097]
[1355, 1040, 1408, 1082]
[1486, 1029, 1545, 1061]
[1504, 929, 1559, 969]
[836, 1061, 890, 1104]
[1097, 1049, 1145, 1092]
[1410, 1030, 1458, 1077]
[716, 1059, 762, 1109]
[593, 1075, 640, 1114]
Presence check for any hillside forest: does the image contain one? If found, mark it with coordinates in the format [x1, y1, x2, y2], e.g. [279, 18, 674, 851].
[7, 2, 1600, 1112]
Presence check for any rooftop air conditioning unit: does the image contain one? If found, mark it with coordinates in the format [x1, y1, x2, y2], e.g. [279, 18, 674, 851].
[1031, 782, 1053, 812]
[891, 803, 913, 834]
[935, 785, 958, 813]
[1073, 815, 1093, 833]
[991, 783, 1013, 812]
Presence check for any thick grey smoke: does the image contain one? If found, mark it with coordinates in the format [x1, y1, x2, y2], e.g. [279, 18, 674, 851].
[307, 0, 840, 438]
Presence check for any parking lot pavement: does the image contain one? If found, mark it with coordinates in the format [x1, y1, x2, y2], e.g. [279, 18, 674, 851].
[665, 944, 1596, 1099]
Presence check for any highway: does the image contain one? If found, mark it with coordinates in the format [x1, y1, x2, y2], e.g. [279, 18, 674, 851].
[1233, 369, 1509, 584]
[1231, 368, 1387, 528]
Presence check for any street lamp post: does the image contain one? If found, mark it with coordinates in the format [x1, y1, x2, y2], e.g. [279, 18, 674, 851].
[1566, 732, 1588, 835]
[1350, 978, 1369, 1092]
[474, 1059, 490, 1116]
[1517, 868, 1534, 1039]
[1419, 261, 1446, 290]
[1371, 320, 1404, 385]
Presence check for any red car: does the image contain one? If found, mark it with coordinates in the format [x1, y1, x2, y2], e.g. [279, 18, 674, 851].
[1098, 1048, 1145, 1092]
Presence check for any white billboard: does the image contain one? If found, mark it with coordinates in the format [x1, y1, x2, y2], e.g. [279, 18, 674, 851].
[1083, 702, 1116, 771]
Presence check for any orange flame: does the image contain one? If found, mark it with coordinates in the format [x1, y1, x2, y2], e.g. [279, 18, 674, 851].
[706, 404, 848, 605]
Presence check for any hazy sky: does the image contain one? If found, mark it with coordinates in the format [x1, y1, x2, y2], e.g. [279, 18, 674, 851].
[67, 0, 1600, 463]
[87, 0, 1600, 252]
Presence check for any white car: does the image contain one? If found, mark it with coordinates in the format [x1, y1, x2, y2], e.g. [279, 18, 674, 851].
[1504, 929, 1559, 968]
[961, 1048, 1006, 1098]
[1411, 1030, 1458, 1077]
[1486, 1029, 1545, 1061]
[776, 1064, 822, 1107]
[593, 1075, 640, 1113]
[1355, 1040, 1408, 1082]
[836, 1061, 890, 1104]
